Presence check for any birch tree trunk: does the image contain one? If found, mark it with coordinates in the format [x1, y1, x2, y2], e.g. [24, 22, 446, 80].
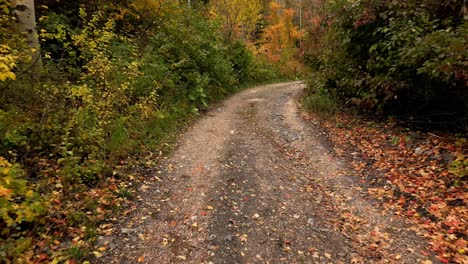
[12, 0, 42, 76]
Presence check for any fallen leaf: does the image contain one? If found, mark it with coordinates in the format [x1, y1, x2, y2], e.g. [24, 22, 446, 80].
[240, 234, 248, 242]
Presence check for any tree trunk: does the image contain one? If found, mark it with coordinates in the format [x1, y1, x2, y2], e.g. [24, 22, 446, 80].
[12, 0, 42, 76]
[464, 0, 467, 20]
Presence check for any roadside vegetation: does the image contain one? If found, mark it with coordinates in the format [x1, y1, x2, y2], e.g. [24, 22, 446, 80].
[1, 0, 466, 262]
[0, 0, 303, 262]
[301, 1, 466, 262]
[303, 0, 466, 131]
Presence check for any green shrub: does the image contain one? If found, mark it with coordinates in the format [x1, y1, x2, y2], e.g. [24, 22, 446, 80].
[228, 41, 255, 83]
[303, 93, 337, 115]
[307, 0, 467, 129]
[0, 157, 46, 260]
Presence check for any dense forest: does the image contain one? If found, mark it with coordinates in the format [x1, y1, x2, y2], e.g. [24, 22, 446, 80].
[0, 0, 466, 262]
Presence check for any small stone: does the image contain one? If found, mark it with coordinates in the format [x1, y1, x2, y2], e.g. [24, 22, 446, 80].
[224, 234, 233, 242]
[307, 218, 315, 225]
[423, 150, 434, 156]
[414, 147, 424, 155]
[97, 236, 114, 247]
[121, 228, 137, 234]
[166, 201, 176, 208]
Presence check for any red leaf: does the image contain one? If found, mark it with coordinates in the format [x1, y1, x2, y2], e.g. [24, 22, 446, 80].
[439, 257, 449, 264]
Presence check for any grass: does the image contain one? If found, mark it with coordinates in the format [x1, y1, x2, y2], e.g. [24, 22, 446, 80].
[302, 93, 337, 116]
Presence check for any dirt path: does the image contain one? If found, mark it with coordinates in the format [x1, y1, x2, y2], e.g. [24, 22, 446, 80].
[97, 82, 438, 263]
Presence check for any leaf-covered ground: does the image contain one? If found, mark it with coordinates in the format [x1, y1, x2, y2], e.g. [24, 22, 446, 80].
[33, 82, 465, 264]
[92, 82, 443, 264]
[302, 112, 467, 263]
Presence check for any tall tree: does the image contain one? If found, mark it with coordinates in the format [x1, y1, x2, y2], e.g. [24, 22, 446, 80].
[260, 1, 304, 76]
[261, 2, 302, 60]
[209, 0, 261, 43]
[12, 0, 41, 74]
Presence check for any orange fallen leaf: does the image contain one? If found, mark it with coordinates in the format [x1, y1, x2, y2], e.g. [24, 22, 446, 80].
[37, 253, 48, 261]
[0, 186, 12, 197]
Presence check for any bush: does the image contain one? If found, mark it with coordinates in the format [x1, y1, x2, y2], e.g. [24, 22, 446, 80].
[303, 88, 337, 115]
[0, 157, 46, 260]
[307, 0, 467, 130]
[228, 41, 255, 84]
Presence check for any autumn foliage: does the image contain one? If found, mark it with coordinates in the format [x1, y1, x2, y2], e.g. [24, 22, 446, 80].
[0, 0, 280, 262]
[209, 0, 261, 43]
[304, 0, 467, 130]
[260, 2, 304, 78]
[301, 0, 467, 262]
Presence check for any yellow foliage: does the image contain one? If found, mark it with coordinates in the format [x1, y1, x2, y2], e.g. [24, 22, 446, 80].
[0, 44, 17, 81]
[209, 0, 262, 42]
[0, 157, 46, 228]
[0, 0, 34, 82]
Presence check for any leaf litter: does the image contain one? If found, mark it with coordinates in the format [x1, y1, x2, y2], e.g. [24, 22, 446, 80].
[302, 111, 467, 263]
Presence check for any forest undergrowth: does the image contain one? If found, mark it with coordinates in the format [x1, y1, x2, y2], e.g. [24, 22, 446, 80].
[0, 1, 296, 262]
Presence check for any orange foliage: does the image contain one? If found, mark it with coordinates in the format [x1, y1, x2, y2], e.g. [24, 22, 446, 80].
[309, 16, 321, 30]
[260, 2, 304, 77]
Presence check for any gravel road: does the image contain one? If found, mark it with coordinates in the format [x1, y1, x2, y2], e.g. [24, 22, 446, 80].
[97, 82, 437, 264]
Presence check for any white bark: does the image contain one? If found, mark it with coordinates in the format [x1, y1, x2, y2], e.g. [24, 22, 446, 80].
[12, 0, 42, 74]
